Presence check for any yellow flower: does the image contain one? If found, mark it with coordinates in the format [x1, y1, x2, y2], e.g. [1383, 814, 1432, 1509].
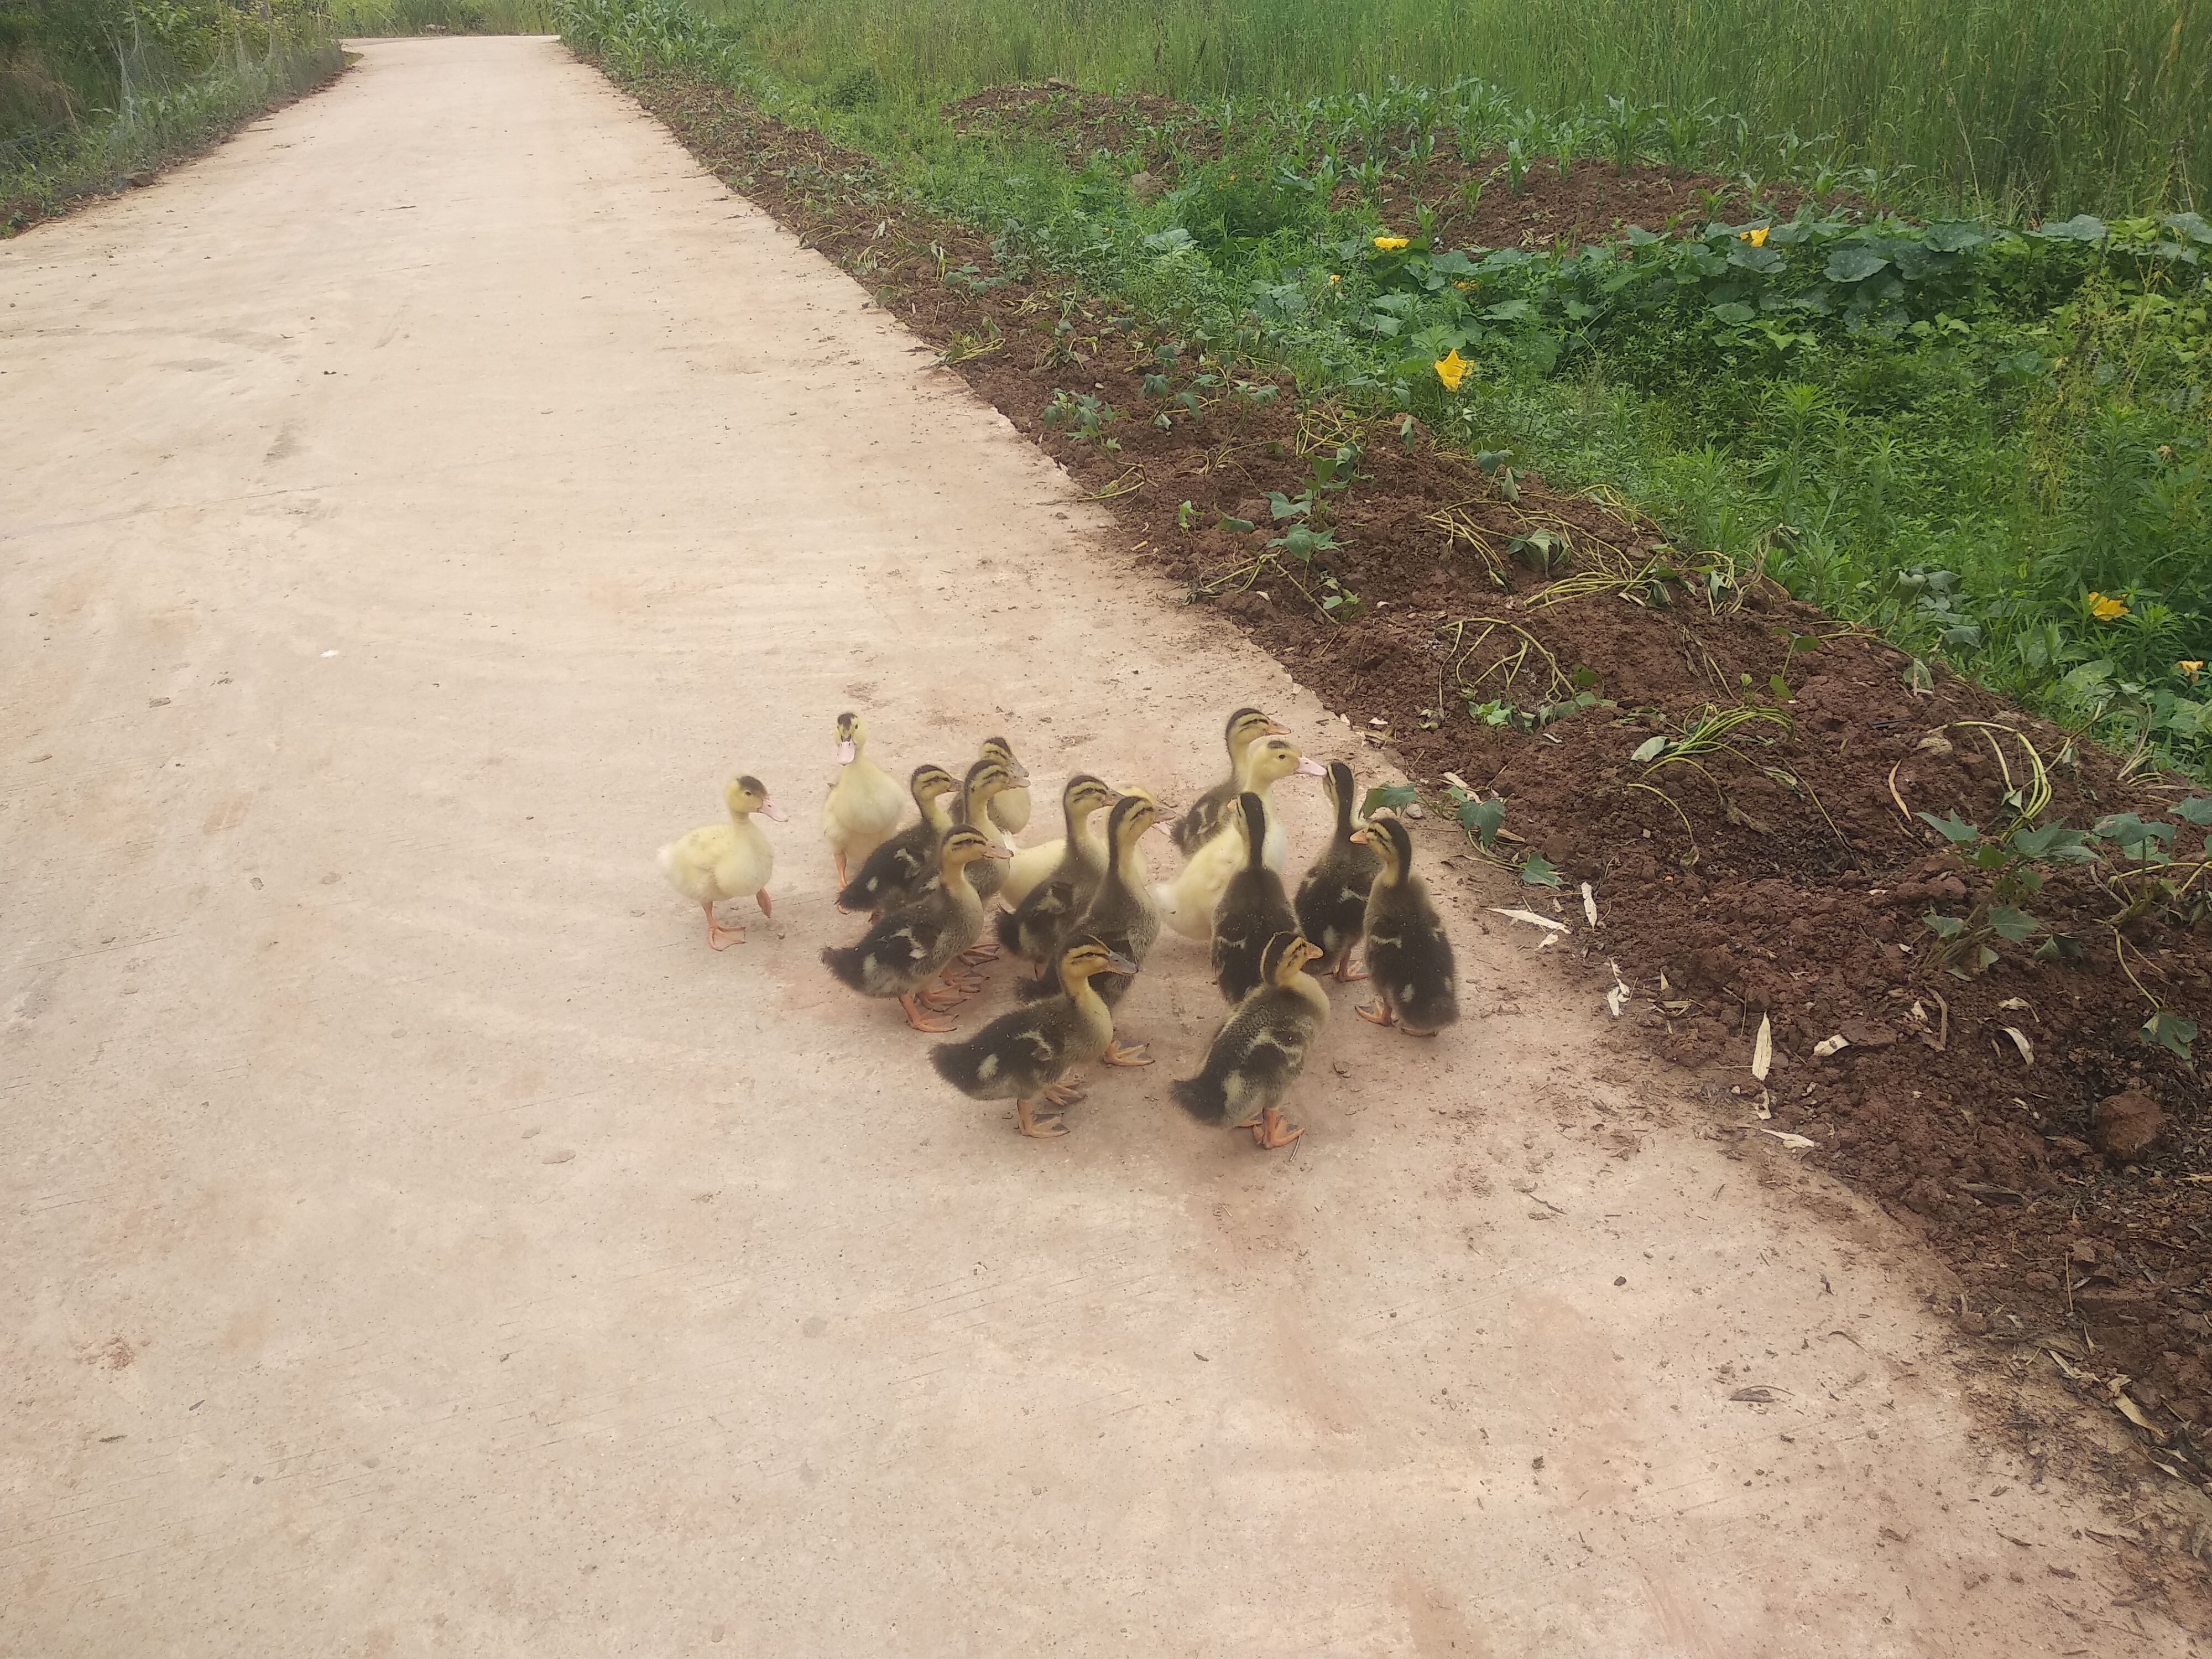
[2088, 591, 2129, 622]
[1738, 226, 1770, 247]
[1373, 235, 1410, 251]
[1434, 348, 1469, 392]
[1328, 273, 1341, 285]
[2182, 660, 2204, 680]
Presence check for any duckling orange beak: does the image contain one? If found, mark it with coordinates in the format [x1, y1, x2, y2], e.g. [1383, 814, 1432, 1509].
[1266, 720, 1289, 735]
[760, 800, 789, 822]
[1007, 762, 1031, 785]
[1102, 951, 1140, 975]
[1295, 756, 1327, 777]
[1146, 813, 1178, 833]
[836, 739, 857, 764]
[979, 843, 1014, 859]
[1350, 828, 1371, 845]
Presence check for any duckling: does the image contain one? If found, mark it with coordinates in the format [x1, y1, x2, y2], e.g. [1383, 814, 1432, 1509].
[821, 827, 1009, 1031]
[836, 763, 958, 915]
[931, 938, 1138, 1138]
[1155, 737, 1324, 940]
[1295, 760, 1378, 980]
[1353, 817, 1459, 1035]
[1172, 933, 1328, 1149]
[659, 775, 788, 950]
[1171, 707, 1286, 855]
[1013, 791, 1163, 1063]
[995, 774, 1119, 972]
[980, 735, 1031, 836]
[1001, 770, 1120, 910]
[820, 712, 906, 888]
[1211, 792, 1300, 1003]
[951, 756, 1021, 897]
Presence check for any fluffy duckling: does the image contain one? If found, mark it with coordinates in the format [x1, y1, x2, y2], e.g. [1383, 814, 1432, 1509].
[820, 712, 906, 888]
[821, 827, 1009, 1031]
[930, 938, 1138, 1138]
[996, 774, 1119, 972]
[1001, 771, 1121, 910]
[1172, 933, 1328, 1149]
[1155, 737, 1323, 940]
[1171, 707, 1286, 855]
[980, 735, 1031, 836]
[1353, 817, 1459, 1035]
[1295, 760, 1378, 980]
[1014, 791, 1162, 1062]
[1211, 793, 1299, 1003]
[660, 775, 787, 950]
[836, 763, 958, 915]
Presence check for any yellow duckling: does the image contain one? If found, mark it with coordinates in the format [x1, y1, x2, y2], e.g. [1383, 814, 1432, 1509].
[930, 937, 1138, 1138]
[820, 827, 1009, 1031]
[1011, 790, 1165, 1065]
[820, 712, 906, 888]
[1172, 932, 1328, 1149]
[1154, 737, 1324, 940]
[1171, 706, 1286, 855]
[1002, 771, 1124, 909]
[980, 734, 1031, 836]
[659, 775, 787, 950]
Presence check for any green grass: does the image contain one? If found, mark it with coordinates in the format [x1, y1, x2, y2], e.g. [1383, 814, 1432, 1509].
[327, 0, 556, 35]
[688, 0, 2209, 221]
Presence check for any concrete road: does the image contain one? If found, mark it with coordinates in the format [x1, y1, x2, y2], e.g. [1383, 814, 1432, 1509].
[2, 36, 2192, 1657]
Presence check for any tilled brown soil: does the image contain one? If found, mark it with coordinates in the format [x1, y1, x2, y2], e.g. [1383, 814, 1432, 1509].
[612, 62, 2212, 1506]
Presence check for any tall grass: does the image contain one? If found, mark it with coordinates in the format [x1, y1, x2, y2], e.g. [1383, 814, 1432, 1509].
[328, 0, 556, 36]
[691, 0, 2209, 218]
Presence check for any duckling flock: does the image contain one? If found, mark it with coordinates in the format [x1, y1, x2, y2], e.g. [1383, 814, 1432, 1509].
[658, 707, 1459, 1147]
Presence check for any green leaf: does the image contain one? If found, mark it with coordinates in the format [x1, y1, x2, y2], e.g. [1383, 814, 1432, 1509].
[2012, 822, 2095, 863]
[2034, 932, 2083, 962]
[2141, 1009, 2197, 1061]
[1922, 912, 1965, 939]
[1361, 782, 1417, 818]
[1457, 795, 1507, 849]
[1916, 810, 1980, 845]
[1520, 853, 1563, 888]
[1630, 735, 1667, 764]
[2034, 213, 2108, 243]
[1824, 246, 1891, 283]
[2174, 797, 2212, 826]
[1217, 514, 1256, 535]
[1986, 905, 2039, 942]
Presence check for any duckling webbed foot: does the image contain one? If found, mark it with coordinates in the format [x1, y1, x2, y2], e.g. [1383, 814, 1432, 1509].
[957, 942, 1002, 967]
[1016, 1096, 1069, 1139]
[703, 903, 745, 950]
[1242, 1106, 1303, 1149]
[833, 853, 850, 888]
[1040, 1075, 1087, 1109]
[1100, 1040, 1152, 1067]
[938, 964, 986, 995]
[899, 993, 958, 1033]
[1332, 952, 1368, 982]
[915, 983, 968, 1013]
[1355, 998, 1395, 1027]
[756, 888, 774, 917]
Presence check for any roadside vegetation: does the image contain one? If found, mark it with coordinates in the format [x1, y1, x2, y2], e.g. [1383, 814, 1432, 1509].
[558, 0, 2212, 786]
[1, 0, 341, 227]
[326, 0, 548, 35]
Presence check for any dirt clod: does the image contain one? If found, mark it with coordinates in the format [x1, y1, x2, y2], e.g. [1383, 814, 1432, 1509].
[2093, 1089, 2168, 1159]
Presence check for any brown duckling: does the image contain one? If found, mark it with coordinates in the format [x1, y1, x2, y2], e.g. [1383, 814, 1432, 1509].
[821, 827, 1010, 1031]
[995, 774, 1120, 973]
[930, 938, 1138, 1138]
[1211, 792, 1298, 1003]
[1353, 817, 1459, 1035]
[836, 763, 958, 915]
[1171, 706, 1285, 855]
[1172, 932, 1328, 1149]
[1294, 760, 1377, 980]
[1013, 791, 1163, 1064]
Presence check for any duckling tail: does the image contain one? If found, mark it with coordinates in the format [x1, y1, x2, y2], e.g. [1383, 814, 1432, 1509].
[1170, 1071, 1230, 1124]
[992, 908, 1024, 957]
[927, 1039, 984, 1092]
